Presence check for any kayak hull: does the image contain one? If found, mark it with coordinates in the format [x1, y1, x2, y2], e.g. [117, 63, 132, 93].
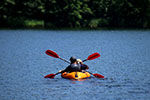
[61, 72, 91, 80]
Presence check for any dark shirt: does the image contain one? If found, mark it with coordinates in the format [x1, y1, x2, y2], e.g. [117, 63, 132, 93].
[61, 64, 89, 73]
[80, 64, 89, 70]
[62, 64, 81, 73]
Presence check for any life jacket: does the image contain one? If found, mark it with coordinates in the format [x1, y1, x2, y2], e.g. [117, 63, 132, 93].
[70, 64, 81, 72]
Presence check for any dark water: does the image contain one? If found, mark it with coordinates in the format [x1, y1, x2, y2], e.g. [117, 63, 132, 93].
[0, 30, 150, 100]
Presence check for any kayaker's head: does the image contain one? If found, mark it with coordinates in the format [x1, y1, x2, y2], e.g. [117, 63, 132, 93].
[77, 59, 82, 64]
[70, 56, 77, 64]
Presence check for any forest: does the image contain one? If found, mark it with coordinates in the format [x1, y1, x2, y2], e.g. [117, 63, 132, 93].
[0, 0, 150, 29]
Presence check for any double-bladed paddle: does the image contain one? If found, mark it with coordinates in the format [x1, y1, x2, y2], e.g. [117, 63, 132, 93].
[44, 50, 104, 78]
[45, 50, 100, 64]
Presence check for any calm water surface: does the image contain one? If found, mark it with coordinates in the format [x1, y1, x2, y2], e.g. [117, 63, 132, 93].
[0, 30, 150, 100]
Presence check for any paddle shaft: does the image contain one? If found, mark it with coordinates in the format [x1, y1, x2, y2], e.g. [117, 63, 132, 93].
[59, 58, 70, 64]
[82, 59, 87, 62]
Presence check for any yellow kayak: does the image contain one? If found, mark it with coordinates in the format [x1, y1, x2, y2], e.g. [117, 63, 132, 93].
[61, 72, 91, 80]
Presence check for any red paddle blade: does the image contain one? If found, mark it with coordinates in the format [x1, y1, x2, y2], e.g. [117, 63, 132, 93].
[93, 73, 104, 78]
[45, 50, 59, 58]
[44, 74, 56, 78]
[87, 53, 100, 60]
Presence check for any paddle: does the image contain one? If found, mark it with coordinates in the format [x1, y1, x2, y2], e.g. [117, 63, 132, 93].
[44, 72, 60, 78]
[83, 52, 100, 62]
[44, 50, 104, 78]
[45, 50, 70, 63]
[87, 71, 104, 78]
[45, 50, 69, 78]
[81, 53, 104, 78]
[44, 72, 104, 79]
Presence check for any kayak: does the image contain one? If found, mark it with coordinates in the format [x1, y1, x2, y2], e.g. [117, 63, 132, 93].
[61, 72, 91, 80]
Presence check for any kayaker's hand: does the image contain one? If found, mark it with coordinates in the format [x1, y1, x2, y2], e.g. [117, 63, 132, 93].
[82, 70, 86, 73]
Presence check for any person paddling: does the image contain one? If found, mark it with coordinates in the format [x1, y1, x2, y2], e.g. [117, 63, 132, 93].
[59, 56, 81, 73]
[44, 50, 104, 79]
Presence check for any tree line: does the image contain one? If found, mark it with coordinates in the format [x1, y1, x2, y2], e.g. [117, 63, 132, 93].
[0, 0, 150, 29]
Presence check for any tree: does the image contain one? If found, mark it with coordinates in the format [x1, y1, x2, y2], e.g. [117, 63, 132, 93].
[0, 0, 150, 28]
[44, 0, 93, 28]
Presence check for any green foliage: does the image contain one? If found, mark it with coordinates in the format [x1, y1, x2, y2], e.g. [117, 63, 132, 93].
[0, 0, 150, 29]
[24, 20, 44, 27]
[88, 18, 109, 28]
[88, 19, 100, 28]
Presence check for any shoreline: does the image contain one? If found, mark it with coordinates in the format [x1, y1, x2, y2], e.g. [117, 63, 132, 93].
[0, 27, 150, 31]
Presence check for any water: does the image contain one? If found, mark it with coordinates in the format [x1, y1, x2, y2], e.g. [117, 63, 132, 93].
[0, 30, 150, 100]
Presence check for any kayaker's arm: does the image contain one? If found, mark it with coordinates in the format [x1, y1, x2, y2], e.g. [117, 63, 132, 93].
[59, 65, 71, 73]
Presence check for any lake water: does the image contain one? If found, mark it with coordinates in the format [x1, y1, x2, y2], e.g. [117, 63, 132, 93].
[0, 30, 150, 100]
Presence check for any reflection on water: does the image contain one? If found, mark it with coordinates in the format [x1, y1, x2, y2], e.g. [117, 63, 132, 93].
[0, 30, 150, 100]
